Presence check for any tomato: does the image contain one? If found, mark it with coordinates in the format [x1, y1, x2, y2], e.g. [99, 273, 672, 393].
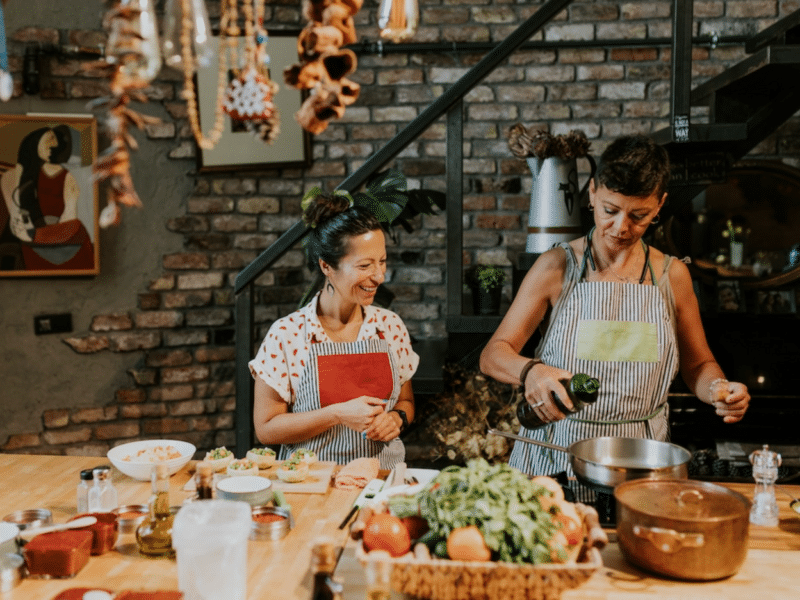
[363, 514, 411, 557]
[399, 515, 429, 541]
[446, 526, 492, 561]
[552, 512, 583, 547]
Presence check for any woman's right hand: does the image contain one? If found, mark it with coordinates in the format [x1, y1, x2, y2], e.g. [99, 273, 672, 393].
[522, 362, 575, 424]
[335, 396, 386, 432]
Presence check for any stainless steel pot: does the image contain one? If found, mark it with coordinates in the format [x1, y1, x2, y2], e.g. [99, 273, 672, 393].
[487, 429, 690, 491]
[614, 479, 750, 580]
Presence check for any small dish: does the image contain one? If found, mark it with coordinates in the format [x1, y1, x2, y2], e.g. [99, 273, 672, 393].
[203, 447, 235, 473]
[216, 476, 272, 506]
[23, 529, 93, 578]
[68, 513, 118, 555]
[250, 506, 291, 540]
[3, 508, 53, 531]
[112, 505, 148, 535]
[226, 458, 259, 477]
[246, 448, 277, 469]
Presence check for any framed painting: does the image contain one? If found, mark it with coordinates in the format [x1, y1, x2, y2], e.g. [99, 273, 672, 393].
[195, 30, 312, 172]
[755, 289, 797, 314]
[0, 114, 99, 277]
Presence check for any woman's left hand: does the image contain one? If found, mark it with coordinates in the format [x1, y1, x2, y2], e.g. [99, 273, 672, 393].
[714, 381, 750, 423]
[363, 408, 401, 442]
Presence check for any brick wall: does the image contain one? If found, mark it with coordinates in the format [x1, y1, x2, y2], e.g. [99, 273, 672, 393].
[3, 0, 800, 456]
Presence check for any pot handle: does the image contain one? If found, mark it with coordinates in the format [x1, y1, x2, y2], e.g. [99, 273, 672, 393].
[632, 524, 704, 553]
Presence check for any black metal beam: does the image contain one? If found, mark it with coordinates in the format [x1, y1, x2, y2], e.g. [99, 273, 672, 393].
[234, 285, 255, 457]
[746, 7, 800, 53]
[670, 0, 694, 143]
[445, 101, 464, 323]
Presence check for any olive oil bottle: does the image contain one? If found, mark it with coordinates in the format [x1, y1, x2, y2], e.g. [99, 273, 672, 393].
[517, 372, 600, 429]
[136, 462, 175, 558]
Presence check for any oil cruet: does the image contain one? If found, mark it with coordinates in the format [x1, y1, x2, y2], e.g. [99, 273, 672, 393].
[749, 444, 781, 527]
[136, 462, 175, 557]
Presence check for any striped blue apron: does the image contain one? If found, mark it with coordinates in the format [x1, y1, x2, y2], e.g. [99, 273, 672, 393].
[508, 236, 680, 501]
[280, 335, 405, 469]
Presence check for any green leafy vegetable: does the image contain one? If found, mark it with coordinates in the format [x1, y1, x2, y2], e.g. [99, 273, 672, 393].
[388, 458, 561, 564]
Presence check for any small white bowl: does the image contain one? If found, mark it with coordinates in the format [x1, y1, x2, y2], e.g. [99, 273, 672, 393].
[107, 439, 196, 481]
[216, 476, 273, 506]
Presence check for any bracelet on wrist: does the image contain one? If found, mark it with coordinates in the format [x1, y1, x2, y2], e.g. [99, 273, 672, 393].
[519, 358, 543, 390]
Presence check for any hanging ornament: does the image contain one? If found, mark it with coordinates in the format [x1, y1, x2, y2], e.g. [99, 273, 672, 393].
[162, 0, 214, 71]
[378, 0, 419, 43]
[104, 0, 162, 86]
[220, 0, 280, 142]
[286, 0, 364, 134]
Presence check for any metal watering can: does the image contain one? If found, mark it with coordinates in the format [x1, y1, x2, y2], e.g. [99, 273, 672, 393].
[525, 154, 596, 254]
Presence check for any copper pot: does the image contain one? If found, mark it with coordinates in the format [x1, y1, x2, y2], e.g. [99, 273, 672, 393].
[615, 479, 750, 581]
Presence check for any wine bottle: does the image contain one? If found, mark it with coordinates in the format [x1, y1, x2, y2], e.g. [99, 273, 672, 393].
[517, 373, 600, 429]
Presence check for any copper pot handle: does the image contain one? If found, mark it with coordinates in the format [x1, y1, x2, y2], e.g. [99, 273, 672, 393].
[632, 524, 705, 553]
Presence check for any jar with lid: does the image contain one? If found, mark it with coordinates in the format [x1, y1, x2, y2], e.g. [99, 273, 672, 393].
[136, 463, 175, 557]
[76, 469, 93, 514]
[87, 466, 118, 512]
[517, 373, 600, 430]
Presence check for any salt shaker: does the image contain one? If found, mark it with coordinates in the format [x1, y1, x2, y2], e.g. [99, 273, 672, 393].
[76, 469, 93, 514]
[88, 466, 118, 513]
[749, 444, 781, 527]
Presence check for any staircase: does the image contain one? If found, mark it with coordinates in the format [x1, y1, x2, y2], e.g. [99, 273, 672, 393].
[655, 0, 800, 213]
[232, 0, 800, 456]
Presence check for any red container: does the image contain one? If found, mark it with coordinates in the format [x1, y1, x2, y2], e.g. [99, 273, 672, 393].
[23, 530, 93, 578]
[69, 512, 119, 555]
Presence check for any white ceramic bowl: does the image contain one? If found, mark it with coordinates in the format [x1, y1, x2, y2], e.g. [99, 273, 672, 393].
[216, 476, 273, 506]
[107, 439, 196, 481]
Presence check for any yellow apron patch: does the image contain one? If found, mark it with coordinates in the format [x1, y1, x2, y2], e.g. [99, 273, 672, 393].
[576, 319, 659, 363]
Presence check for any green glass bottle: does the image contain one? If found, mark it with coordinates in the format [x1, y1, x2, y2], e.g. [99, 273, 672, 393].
[517, 373, 600, 429]
[136, 462, 175, 558]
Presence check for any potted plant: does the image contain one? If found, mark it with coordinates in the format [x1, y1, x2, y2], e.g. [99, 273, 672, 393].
[467, 265, 506, 316]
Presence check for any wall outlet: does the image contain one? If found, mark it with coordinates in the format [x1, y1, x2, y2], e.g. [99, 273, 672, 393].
[34, 313, 73, 335]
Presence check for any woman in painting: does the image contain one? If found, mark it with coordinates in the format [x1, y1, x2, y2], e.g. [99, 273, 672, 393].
[248, 191, 418, 469]
[0, 125, 94, 271]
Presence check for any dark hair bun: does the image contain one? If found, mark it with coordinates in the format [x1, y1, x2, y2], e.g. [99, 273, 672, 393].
[302, 192, 350, 228]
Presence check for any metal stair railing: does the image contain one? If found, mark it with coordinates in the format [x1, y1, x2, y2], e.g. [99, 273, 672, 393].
[233, 0, 575, 456]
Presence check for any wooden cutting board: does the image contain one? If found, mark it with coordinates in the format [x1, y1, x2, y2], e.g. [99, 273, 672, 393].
[183, 461, 338, 495]
[266, 460, 337, 494]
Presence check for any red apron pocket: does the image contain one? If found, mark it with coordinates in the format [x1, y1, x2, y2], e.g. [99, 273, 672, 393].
[317, 352, 393, 407]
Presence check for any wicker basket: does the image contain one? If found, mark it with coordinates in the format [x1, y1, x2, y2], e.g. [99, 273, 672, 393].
[355, 505, 606, 600]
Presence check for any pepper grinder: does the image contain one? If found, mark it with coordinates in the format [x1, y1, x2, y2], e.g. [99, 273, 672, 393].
[749, 444, 781, 527]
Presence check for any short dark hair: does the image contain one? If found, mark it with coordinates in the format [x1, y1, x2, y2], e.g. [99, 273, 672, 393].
[303, 193, 382, 274]
[594, 135, 670, 199]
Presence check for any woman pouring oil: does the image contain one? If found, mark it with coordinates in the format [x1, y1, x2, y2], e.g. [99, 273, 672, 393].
[480, 135, 750, 501]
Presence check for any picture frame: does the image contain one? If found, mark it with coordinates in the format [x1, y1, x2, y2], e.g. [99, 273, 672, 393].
[755, 289, 797, 314]
[716, 280, 745, 313]
[195, 30, 311, 172]
[0, 114, 99, 277]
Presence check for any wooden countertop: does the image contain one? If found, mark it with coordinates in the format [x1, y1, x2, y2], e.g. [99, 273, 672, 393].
[0, 454, 359, 600]
[3, 454, 800, 600]
[337, 480, 800, 600]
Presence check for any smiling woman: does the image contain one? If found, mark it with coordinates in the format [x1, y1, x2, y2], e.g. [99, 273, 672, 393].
[249, 191, 419, 469]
